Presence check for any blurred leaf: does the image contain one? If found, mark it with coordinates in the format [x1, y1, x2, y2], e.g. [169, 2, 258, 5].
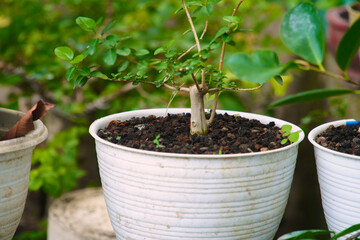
[227, 50, 297, 84]
[78, 66, 90, 76]
[101, 20, 116, 35]
[70, 54, 84, 64]
[103, 35, 117, 47]
[90, 71, 108, 79]
[54, 46, 74, 61]
[76, 16, 96, 32]
[330, 223, 360, 240]
[118, 61, 130, 72]
[154, 47, 165, 55]
[278, 230, 332, 240]
[88, 39, 99, 55]
[269, 89, 357, 108]
[281, 2, 325, 66]
[104, 49, 117, 65]
[135, 49, 150, 56]
[116, 47, 131, 56]
[223, 16, 241, 24]
[65, 66, 76, 81]
[336, 17, 360, 72]
[210, 26, 230, 44]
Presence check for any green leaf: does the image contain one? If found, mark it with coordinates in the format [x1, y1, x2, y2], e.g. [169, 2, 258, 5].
[227, 50, 297, 84]
[281, 125, 292, 133]
[88, 39, 99, 55]
[104, 49, 117, 65]
[101, 20, 116, 35]
[269, 89, 357, 108]
[116, 48, 131, 56]
[65, 66, 76, 81]
[336, 17, 360, 72]
[118, 61, 129, 72]
[200, 4, 214, 16]
[274, 75, 283, 85]
[154, 47, 165, 55]
[73, 75, 84, 88]
[135, 49, 150, 56]
[278, 230, 333, 240]
[103, 35, 117, 47]
[330, 223, 360, 240]
[70, 54, 84, 64]
[281, 2, 325, 66]
[90, 71, 108, 79]
[78, 66, 91, 76]
[75, 16, 96, 32]
[54, 46, 74, 61]
[210, 26, 230, 44]
[222, 34, 232, 43]
[289, 131, 300, 143]
[223, 16, 241, 24]
[281, 139, 288, 145]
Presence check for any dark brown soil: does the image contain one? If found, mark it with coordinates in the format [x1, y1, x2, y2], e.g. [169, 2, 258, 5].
[97, 113, 292, 154]
[315, 123, 360, 156]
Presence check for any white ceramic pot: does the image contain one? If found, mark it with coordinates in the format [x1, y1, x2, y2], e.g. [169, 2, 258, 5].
[89, 108, 304, 240]
[308, 119, 360, 237]
[0, 108, 48, 240]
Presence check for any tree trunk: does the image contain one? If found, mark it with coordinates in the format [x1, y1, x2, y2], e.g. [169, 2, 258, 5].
[189, 85, 208, 135]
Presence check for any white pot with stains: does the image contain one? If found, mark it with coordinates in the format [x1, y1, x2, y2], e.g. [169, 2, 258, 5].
[0, 108, 48, 240]
[308, 119, 360, 237]
[89, 108, 304, 240]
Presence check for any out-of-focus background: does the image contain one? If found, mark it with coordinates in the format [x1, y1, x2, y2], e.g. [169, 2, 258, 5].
[1, 0, 359, 239]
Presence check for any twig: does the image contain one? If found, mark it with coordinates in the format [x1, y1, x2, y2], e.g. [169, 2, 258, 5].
[191, 73, 202, 93]
[208, 84, 263, 93]
[219, 0, 245, 71]
[177, 18, 208, 61]
[182, 0, 201, 53]
[207, 91, 219, 125]
[105, 78, 189, 92]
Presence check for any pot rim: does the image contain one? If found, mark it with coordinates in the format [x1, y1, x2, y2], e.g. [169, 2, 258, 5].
[89, 108, 304, 158]
[0, 108, 48, 153]
[308, 118, 360, 160]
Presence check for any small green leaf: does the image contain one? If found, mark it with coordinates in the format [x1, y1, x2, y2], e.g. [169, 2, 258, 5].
[274, 75, 283, 85]
[289, 131, 300, 143]
[278, 230, 333, 240]
[281, 139, 288, 145]
[116, 48, 131, 56]
[88, 39, 99, 55]
[336, 17, 360, 72]
[154, 47, 165, 55]
[90, 71, 108, 79]
[269, 89, 357, 108]
[222, 34, 232, 43]
[330, 223, 360, 240]
[104, 49, 117, 65]
[101, 20, 116, 35]
[78, 66, 91, 76]
[223, 16, 241, 24]
[210, 26, 230, 44]
[227, 50, 297, 84]
[75, 16, 96, 32]
[65, 66, 77, 81]
[135, 49, 150, 56]
[281, 2, 325, 66]
[117, 36, 131, 41]
[70, 54, 84, 64]
[281, 125, 292, 133]
[54, 46, 74, 61]
[73, 75, 84, 88]
[200, 4, 214, 16]
[103, 35, 117, 47]
[118, 61, 129, 72]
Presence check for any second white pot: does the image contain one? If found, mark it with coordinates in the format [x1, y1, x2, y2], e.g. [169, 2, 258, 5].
[89, 109, 304, 240]
[308, 119, 360, 237]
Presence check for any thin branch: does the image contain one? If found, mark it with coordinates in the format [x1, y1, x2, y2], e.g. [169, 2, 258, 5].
[219, 0, 245, 71]
[207, 91, 219, 125]
[191, 73, 202, 93]
[177, 17, 208, 61]
[182, 0, 201, 52]
[105, 78, 189, 92]
[208, 84, 263, 93]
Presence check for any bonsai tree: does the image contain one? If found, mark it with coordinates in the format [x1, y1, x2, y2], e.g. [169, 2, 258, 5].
[55, 0, 360, 136]
[54, 0, 299, 136]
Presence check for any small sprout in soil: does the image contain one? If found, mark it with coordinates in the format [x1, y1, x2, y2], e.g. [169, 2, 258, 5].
[281, 125, 301, 145]
[116, 136, 121, 141]
[218, 149, 222, 155]
[153, 135, 161, 148]
[107, 137, 112, 141]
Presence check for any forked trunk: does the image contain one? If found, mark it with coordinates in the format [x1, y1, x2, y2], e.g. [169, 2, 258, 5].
[189, 85, 208, 135]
